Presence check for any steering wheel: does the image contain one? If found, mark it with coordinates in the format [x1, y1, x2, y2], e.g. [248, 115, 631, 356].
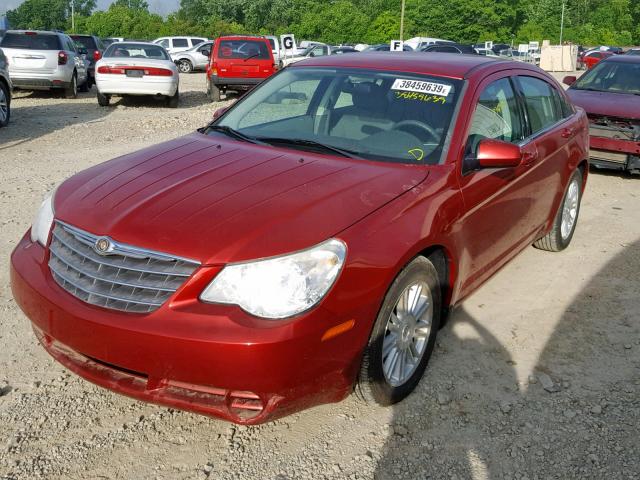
[393, 120, 439, 143]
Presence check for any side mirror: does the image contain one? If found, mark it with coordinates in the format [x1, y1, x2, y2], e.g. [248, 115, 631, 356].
[201, 49, 210, 57]
[212, 105, 231, 119]
[476, 139, 522, 169]
[563, 75, 577, 86]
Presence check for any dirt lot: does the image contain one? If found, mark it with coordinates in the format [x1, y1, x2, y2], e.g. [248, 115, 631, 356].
[1, 72, 639, 480]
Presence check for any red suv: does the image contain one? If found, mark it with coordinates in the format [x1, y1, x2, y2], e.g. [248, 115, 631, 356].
[206, 35, 276, 101]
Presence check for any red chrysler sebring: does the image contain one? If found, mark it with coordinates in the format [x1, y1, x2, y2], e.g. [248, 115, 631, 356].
[11, 53, 589, 424]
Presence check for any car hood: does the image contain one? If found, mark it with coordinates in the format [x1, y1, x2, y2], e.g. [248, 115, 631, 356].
[55, 133, 427, 264]
[567, 88, 640, 120]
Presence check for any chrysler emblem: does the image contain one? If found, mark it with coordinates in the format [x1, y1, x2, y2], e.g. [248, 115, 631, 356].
[94, 237, 113, 255]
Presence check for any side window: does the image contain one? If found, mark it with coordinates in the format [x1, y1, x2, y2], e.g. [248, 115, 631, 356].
[65, 37, 76, 53]
[516, 76, 562, 134]
[173, 38, 189, 48]
[466, 78, 523, 158]
[553, 88, 574, 119]
[197, 43, 210, 54]
[192, 38, 205, 46]
[158, 39, 169, 48]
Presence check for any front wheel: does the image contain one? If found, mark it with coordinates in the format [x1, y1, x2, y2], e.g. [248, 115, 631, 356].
[357, 256, 441, 406]
[178, 59, 193, 73]
[534, 168, 583, 252]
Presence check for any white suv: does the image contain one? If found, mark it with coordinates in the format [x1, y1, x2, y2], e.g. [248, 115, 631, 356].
[0, 30, 89, 98]
[152, 37, 207, 55]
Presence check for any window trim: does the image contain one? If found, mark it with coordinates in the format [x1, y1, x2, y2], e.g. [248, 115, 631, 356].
[512, 75, 575, 144]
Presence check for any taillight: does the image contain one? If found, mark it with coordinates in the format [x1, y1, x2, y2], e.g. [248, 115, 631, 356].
[97, 66, 173, 76]
[58, 51, 68, 65]
[93, 51, 102, 61]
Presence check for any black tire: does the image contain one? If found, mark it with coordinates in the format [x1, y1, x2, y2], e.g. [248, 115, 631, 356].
[65, 73, 78, 99]
[78, 76, 89, 93]
[534, 168, 583, 252]
[166, 89, 179, 108]
[357, 256, 441, 406]
[0, 81, 10, 128]
[178, 59, 193, 73]
[208, 80, 221, 102]
[97, 90, 110, 107]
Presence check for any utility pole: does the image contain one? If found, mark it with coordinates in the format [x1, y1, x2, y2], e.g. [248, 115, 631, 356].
[559, 0, 566, 45]
[71, 0, 75, 33]
[400, 0, 405, 41]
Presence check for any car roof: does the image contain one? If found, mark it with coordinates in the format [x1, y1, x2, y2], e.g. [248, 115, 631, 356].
[217, 35, 269, 41]
[6, 29, 63, 35]
[601, 54, 640, 64]
[295, 52, 518, 79]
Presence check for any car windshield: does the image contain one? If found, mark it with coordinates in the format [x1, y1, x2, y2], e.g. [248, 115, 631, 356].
[0, 32, 61, 50]
[103, 43, 169, 60]
[573, 61, 640, 94]
[217, 40, 270, 60]
[71, 35, 97, 50]
[207, 67, 463, 165]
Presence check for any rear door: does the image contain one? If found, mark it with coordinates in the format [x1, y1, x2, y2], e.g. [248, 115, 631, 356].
[0, 32, 61, 74]
[512, 75, 581, 233]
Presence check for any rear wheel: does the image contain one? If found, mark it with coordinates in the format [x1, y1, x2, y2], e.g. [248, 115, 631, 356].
[534, 168, 583, 252]
[178, 59, 193, 73]
[97, 90, 110, 107]
[208, 80, 221, 102]
[166, 89, 179, 108]
[357, 256, 441, 406]
[0, 81, 10, 127]
[65, 73, 78, 99]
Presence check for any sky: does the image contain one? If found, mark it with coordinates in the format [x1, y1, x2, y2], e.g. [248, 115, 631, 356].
[1, 0, 180, 15]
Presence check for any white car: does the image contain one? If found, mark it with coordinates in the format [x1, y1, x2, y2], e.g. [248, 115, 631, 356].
[170, 41, 212, 73]
[152, 36, 206, 55]
[95, 42, 179, 108]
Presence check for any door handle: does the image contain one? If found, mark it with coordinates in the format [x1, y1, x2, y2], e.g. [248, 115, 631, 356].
[522, 150, 538, 165]
[561, 127, 575, 139]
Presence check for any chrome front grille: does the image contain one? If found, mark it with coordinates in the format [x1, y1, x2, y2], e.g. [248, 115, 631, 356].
[48, 222, 199, 313]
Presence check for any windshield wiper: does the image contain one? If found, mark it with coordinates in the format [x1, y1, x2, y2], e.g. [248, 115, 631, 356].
[206, 125, 266, 145]
[255, 137, 363, 159]
[244, 53, 260, 62]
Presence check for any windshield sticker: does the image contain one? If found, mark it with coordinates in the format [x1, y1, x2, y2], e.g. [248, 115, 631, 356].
[394, 91, 446, 104]
[391, 79, 452, 97]
[408, 148, 425, 161]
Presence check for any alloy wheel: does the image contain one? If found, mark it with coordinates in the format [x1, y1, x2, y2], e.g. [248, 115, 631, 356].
[382, 281, 433, 387]
[0, 88, 7, 123]
[561, 177, 579, 240]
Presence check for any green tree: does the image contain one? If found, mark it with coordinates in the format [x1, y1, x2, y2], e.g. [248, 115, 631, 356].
[6, 0, 95, 30]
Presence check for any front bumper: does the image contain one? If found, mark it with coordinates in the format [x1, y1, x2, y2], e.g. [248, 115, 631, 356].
[589, 132, 640, 173]
[11, 233, 364, 424]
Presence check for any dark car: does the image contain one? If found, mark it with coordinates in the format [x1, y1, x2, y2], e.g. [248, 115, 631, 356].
[421, 43, 477, 54]
[12, 53, 589, 424]
[625, 48, 640, 56]
[70, 34, 106, 87]
[332, 46, 358, 54]
[564, 55, 640, 174]
[0, 47, 11, 127]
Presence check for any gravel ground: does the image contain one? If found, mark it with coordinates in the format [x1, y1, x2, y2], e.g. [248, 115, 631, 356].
[1, 72, 639, 480]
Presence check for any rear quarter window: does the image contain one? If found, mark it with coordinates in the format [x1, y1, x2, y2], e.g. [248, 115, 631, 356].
[172, 38, 189, 48]
[1, 32, 61, 50]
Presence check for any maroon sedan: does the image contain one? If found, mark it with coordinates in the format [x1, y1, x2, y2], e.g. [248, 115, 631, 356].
[11, 53, 589, 424]
[565, 55, 640, 174]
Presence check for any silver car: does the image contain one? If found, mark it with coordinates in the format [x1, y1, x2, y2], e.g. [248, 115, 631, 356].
[170, 41, 212, 73]
[0, 30, 89, 98]
[0, 47, 11, 127]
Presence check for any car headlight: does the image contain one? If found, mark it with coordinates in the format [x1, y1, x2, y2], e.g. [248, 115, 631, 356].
[200, 239, 346, 319]
[30, 188, 56, 246]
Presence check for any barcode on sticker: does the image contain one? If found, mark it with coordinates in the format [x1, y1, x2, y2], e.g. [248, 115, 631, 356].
[391, 79, 452, 97]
